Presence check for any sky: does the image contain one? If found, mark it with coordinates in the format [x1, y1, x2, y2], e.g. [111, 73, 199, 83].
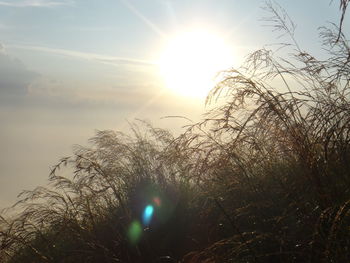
[0, 0, 348, 209]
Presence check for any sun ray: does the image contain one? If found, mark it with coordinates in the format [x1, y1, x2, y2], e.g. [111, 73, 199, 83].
[120, 0, 166, 37]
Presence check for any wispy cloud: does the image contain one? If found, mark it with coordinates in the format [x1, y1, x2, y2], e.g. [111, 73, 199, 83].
[0, 0, 73, 8]
[8, 44, 156, 67]
[0, 23, 10, 30]
[68, 26, 115, 32]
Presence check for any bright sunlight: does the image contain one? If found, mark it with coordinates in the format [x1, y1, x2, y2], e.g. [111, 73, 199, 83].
[158, 29, 234, 98]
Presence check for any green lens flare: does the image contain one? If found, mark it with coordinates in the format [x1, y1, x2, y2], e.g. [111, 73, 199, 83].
[128, 220, 142, 245]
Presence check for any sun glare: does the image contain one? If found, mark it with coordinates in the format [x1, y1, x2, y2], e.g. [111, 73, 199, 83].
[159, 29, 233, 99]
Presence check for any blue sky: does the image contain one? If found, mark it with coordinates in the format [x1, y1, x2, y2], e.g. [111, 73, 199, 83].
[0, 0, 348, 209]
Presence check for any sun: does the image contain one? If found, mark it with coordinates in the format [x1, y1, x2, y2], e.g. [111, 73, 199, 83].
[158, 29, 233, 99]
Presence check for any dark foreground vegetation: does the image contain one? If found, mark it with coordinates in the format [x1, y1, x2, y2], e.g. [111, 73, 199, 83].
[1, 2, 350, 262]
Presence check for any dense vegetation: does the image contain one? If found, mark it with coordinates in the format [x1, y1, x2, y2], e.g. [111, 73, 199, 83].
[1, 2, 349, 262]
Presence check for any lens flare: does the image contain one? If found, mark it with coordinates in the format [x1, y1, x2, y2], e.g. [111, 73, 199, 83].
[142, 205, 154, 226]
[153, 197, 161, 207]
[128, 220, 142, 245]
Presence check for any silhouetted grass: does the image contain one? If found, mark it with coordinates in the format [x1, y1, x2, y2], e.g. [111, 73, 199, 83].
[1, 2, 349, 262]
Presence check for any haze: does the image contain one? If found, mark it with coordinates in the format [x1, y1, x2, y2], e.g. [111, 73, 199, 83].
[0, 0, 345, 209]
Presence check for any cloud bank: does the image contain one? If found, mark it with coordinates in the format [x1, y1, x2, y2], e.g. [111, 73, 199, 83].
[0, 46, 38, 95]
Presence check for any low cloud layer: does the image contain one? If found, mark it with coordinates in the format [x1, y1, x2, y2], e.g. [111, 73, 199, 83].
[0, 47, 38, 95]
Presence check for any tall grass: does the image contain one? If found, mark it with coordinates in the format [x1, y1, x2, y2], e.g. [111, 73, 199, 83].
[1, 2, 349, 262]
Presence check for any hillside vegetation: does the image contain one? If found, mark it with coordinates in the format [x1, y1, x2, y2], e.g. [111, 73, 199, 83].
[1, 3, 350, 262]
